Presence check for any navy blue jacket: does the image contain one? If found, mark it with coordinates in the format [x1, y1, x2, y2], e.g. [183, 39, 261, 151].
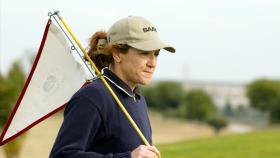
[50, 68, 152, 158]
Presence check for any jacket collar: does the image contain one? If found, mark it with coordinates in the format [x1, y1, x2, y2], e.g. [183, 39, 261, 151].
[101, 68, 141, 99]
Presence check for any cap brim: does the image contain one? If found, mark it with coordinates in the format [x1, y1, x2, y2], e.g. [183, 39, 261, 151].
[128, 39, 176, 53]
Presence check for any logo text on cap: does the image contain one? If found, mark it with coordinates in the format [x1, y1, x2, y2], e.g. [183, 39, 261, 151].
[143, 27, 157, 33]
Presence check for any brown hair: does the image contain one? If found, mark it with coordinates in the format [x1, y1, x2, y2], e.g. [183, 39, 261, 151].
[86, 31, 130, 72]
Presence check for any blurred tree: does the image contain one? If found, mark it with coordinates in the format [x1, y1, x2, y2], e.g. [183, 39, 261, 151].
[247, 79, 280, 123]
[206, 115, 228, 134]
[0, 62, 25, 127]
[0, 61, 26, 158]
[6, 62, 26, 101]
[142, 81, 183, 110]
[270, 96, 280, 123]
[141, 85, 158, 108]
[183, 89, 217, 121]
[0, 74, 12, 126]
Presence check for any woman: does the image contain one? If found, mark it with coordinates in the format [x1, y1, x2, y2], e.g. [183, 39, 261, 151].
[50, 16, 175, 158]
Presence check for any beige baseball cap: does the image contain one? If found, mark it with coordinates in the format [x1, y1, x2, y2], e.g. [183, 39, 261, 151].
[107, 16, 176, 53]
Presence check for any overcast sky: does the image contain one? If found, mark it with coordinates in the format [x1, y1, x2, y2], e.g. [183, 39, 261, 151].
[1, 0, 280, 83]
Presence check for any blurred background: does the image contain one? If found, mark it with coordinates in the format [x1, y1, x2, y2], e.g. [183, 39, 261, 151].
[1, 0, 280, 157]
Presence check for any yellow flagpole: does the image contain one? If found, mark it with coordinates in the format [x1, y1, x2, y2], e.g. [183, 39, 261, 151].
[54, 12, 150, 146]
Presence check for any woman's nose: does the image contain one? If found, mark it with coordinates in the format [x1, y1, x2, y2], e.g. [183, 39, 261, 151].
[147, 54, 157, 68]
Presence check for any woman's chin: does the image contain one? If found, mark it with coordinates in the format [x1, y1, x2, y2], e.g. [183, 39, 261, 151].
[139, 78, 152, 85]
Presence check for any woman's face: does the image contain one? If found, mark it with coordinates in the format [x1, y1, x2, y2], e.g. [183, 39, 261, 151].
[114, 47, 159, 89]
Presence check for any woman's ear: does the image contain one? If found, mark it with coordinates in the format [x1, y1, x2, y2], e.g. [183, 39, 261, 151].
[112, 50, 121, 63]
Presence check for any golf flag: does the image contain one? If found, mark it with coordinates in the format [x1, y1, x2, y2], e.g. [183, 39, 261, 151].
[0, 19, 87, 145]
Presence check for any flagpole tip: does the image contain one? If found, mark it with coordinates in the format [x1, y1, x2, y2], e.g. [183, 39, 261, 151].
[54, 10, 62, 19]
[48, 10, 62, 19]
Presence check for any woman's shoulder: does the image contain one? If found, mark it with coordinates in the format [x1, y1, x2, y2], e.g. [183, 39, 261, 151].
[66, 79, 117, 116]
[73, 79, 105, 96]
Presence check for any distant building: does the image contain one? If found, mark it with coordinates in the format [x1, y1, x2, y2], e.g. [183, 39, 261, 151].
[183, 80, 249, 109]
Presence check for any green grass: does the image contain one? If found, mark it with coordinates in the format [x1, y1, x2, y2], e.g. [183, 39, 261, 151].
[157, 128, 280, 158]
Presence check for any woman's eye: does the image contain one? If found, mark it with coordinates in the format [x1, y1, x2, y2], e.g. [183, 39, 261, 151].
[139, 50, 160, 57]
[154, 51, 160, 56]
[140, 52, 150, 55]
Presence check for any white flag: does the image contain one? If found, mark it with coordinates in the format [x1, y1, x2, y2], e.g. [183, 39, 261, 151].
[0, 20, 87, 145]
